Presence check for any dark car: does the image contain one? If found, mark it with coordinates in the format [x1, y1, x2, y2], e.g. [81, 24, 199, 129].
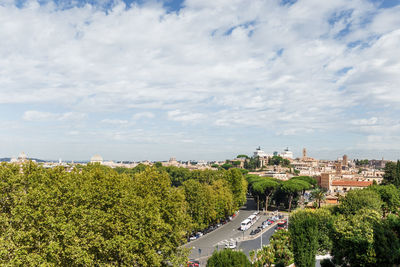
[250, 228, 261, 235]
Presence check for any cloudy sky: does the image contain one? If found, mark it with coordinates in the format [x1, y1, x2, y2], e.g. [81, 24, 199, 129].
[1, 0, 400, 161]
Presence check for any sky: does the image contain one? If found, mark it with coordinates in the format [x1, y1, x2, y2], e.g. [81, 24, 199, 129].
[1, 0, 400, 161]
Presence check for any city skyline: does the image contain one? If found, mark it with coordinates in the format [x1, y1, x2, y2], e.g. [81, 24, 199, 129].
[1, 0, 400, 161]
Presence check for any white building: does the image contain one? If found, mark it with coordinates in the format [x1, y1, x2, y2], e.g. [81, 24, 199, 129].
[279, 147, 293, 159]
[90, 154, 103, 164]
[253, 147, 272, 158]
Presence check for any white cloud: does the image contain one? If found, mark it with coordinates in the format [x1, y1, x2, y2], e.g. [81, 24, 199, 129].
[23, 111, 58, 121]
[1, 0, 400, 159]
[101, 119, 129, 125]
[350, 117, 378, 126]
[22, 110, 86, 122]
[167, 109, 205, 122]
[132, 112, 155, 120]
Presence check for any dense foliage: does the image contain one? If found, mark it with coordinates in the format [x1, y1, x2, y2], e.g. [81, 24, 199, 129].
[383, 160, 400, 187]
[247, 175, 317, 212]
[268, 156, 291, 167]
[0, 162, 190, 266]
[206, 249, 252, 267]
[250, 229, 293, 267]
[289, 210, 319, 267]
[287, 182, 400, 267]
[0, 162, 248, 265]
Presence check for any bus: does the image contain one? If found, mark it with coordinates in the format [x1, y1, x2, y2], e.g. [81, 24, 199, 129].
[248, 214, 257, 225]
[240, 219, 252, 231]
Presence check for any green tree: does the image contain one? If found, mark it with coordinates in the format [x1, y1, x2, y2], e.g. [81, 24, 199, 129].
[225, 169, 247, 209]
[369, 184, 400, 216]
[251, 177, 280, 211]
[338, 189, 383, 216]
[383, 161, 400, 187]
[311, 188, 326, 208]
[314, 208, 334, 254]
[281, 179, 312, 212]
[182, 179, 216, 230]
[292, 176, 317, 188]
[221, 163, 233, 170]
[289, 210, 319, 267]
[237, 154, 249, 159]
[211, 179, 235, 219]
[269, 229, 293, 266]
[331, 209, 381, 266]
[206, 249, 252, 267]
[0, 163, 191, 266]
[373, 214, 400, 265]
[232, 161, 241, 167]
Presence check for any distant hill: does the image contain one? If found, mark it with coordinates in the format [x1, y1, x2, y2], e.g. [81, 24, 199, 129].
[0, 158, 47, 163]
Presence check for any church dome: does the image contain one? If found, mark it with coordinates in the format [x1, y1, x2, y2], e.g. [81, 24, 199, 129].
[18, 152, 27, 161]
[90, 154, 103, 163]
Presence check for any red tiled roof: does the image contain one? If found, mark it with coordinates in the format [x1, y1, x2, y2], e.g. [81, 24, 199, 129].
[331, 180, 372, 187]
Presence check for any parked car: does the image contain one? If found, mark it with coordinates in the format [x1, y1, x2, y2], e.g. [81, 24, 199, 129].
[250, 228, 261, 235]
[196, 232, 203, 238]
[187, 260, 200, 267]
[189, 236, 197, 241]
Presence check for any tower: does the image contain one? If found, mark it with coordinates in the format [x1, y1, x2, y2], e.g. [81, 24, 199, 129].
[302, 148, 307, 159]
[342, 155, 348, 166]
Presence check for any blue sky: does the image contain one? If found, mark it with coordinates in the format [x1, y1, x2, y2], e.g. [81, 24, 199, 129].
[1, 0, 400, 161]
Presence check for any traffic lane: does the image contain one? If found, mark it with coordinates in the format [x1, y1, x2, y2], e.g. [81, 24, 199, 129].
[239, 226, 276, 256]
[186, 198, 257, 258]
[186, 209, 253, 258]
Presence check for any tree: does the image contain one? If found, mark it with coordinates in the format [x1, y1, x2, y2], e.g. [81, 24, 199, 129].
[331, 209, 381, 266]
[311, 188, 326, 208]
[314, 208, 333, 254]
[225, 169, 247, 209]
[237, 154, 249, 159]
[221, 163, 233, 170]
[383, 161, 400, 187]
[289, 210, 319, 267]
[373, 214, 400, 265]
[232, 161, 241, 167]
[154, 161, 163, 168]
[206, 249, 251, 267]
[269, 229, 293, 266]
[292, 176, 317, 188]
[0, 163, 191, 266]
[369, 184, 400, 216]
[251, 178, 280, 211]
[338, 189, 383, 216]
[211, 179, 235, 219]
[281, 179, 312, 212]
[182, 179, 216, 230]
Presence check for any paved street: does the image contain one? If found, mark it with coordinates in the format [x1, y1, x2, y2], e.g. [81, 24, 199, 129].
[185, 197, 258, 259]
[239, 225, 277, 256]
[185, 197, 285, 265]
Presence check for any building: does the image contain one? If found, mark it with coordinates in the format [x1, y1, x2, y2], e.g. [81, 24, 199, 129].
[279, 147, 293, 159]
[330, 180, 373, 193]
[253, 147, 271, 158]
[90, 154, 103, 164]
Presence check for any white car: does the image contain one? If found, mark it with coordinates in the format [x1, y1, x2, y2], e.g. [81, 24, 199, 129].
[225, 242, 237, 249]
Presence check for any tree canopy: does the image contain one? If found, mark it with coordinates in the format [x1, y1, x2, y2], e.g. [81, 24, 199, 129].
[206, 249, 252, 267]
[0, 162, 191, 266]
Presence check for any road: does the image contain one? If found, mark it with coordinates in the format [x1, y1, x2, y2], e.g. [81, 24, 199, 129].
[239, 225, 276, 256]
[185, 197, 283, 265]
[185, 197, 258, 259]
